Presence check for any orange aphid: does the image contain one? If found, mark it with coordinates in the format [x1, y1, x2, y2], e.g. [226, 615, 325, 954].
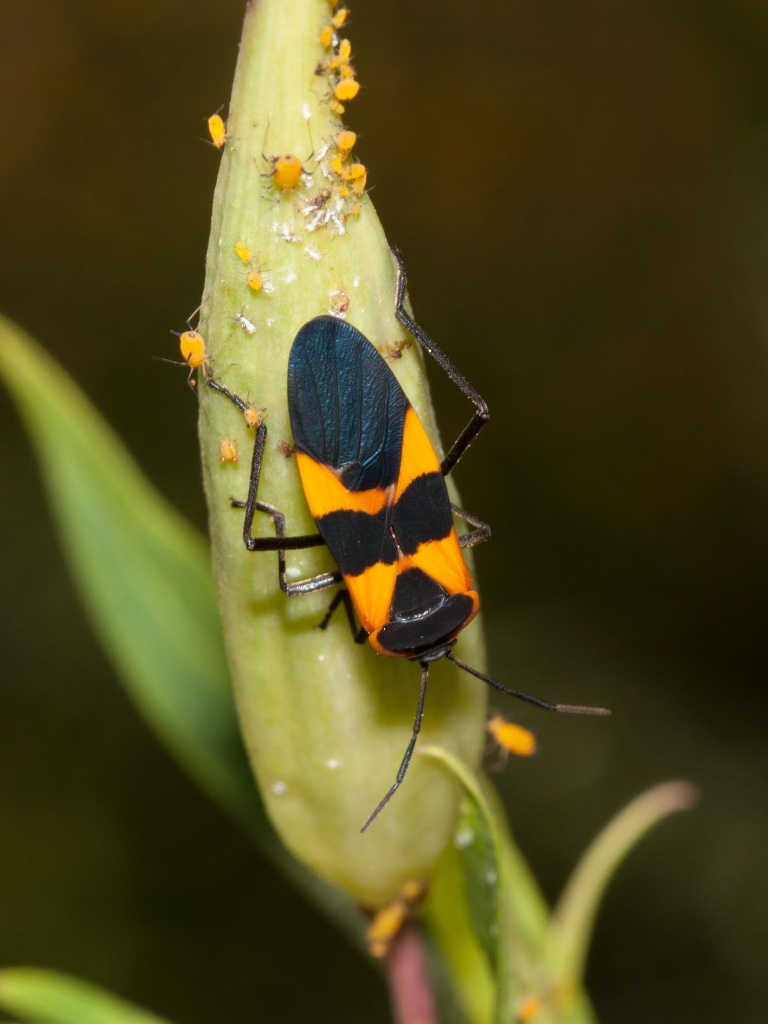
[207, 113, 227, 150]
[247, 269, 264, 292]
[219, 437, 239, 464]
[486, 714, 537, 763]
[234, 241, 252, 264]
[168, 312, 232, 388]
[179, 329, 206, 371]
[335, 129, 357, 157]
[331, 7, 349, 29]
[334, 77, 360, 102]
[329, 39, 352, 70]
[350, 201, 362, 217]
[365, 880, 426, 959]
[343, 161, 367, 194]
[367, 902, 408, 959]
[319, 24, 334, 47]
[266, 153, 305, 191]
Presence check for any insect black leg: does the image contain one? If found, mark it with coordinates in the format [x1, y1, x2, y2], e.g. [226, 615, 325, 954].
[391, 247, 490, 478]
[208, 378, 340, 598]
[360, 662, 430, 832]
[451, 503, 492, 550]
[316, 590, 368, 644]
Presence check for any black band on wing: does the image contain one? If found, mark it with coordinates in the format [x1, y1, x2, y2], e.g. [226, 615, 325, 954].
[392, 472, 454, 555]
[316, 508, 397, 577]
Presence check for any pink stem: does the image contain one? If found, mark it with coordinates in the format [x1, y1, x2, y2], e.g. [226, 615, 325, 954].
[386, 924, 439, 1024]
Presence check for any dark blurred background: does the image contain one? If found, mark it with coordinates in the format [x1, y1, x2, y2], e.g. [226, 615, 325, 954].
[1, 1, 767, 1022]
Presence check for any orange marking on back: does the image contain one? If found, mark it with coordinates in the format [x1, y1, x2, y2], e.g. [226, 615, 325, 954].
[296, 452, 391, 519]
[406, 530, 473, 597]
[346, 560, 399, 636]
[394, 407, 442, 501]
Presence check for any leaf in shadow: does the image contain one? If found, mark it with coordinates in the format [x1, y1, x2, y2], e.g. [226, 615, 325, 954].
[550, 780, 698, 987]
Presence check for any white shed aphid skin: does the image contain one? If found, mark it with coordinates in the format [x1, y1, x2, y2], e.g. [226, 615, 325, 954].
[227, 311, 258, 335]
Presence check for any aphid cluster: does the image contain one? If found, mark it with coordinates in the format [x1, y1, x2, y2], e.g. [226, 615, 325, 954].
[317, 11, 360, 115]
[304, 128, 365, 228]
[171, 6, 374, 481]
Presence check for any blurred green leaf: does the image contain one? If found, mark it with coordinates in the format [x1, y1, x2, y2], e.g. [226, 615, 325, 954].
[0, 314, 251, 819]
[421, 746, 497, 1024]
[424, 844, 489, 1024]
[0, 969, 171, 1024]
[0, 315, 365, 945]
[482, 782, 551, 959]
[550, 781, 698, 986]
[452, 776, 502, 974]
[420, 745, 530, 1024]
[421, 747, 601, 1024]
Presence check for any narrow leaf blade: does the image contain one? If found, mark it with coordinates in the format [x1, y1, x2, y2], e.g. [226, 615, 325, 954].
[0, 969, 172, 1024]
[0, 314, 254, 820]
[550, 780, 698, 985]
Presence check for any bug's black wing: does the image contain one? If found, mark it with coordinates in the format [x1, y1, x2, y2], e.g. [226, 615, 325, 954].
[288, 316, 407, 491]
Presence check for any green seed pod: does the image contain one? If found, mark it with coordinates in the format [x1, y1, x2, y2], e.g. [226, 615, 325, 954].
[198, 0, 487, 908]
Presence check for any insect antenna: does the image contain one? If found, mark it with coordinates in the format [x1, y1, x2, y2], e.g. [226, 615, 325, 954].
[445, 651, 611, 716]
[360, 662, 430, 833]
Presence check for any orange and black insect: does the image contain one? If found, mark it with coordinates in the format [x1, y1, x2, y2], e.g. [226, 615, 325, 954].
[208, 248, 609, 830]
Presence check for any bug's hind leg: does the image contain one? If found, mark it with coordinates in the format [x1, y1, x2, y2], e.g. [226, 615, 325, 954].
[451, 503, 491, 549]
[317, 589, 368, 643]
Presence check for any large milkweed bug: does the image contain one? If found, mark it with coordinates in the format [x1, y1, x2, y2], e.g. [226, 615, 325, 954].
[208, 248, 609, 831]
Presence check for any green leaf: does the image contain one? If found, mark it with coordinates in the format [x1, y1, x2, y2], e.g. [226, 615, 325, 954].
[421, 745, 539, 1024]
[0, 314, 365, 946]
[0, 313, 250, 819]
[424, 843, 491, 1024]
[550, 781, 698, 986]
[421, 748, 602, 1024]
[0, 969, 171, 1024]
